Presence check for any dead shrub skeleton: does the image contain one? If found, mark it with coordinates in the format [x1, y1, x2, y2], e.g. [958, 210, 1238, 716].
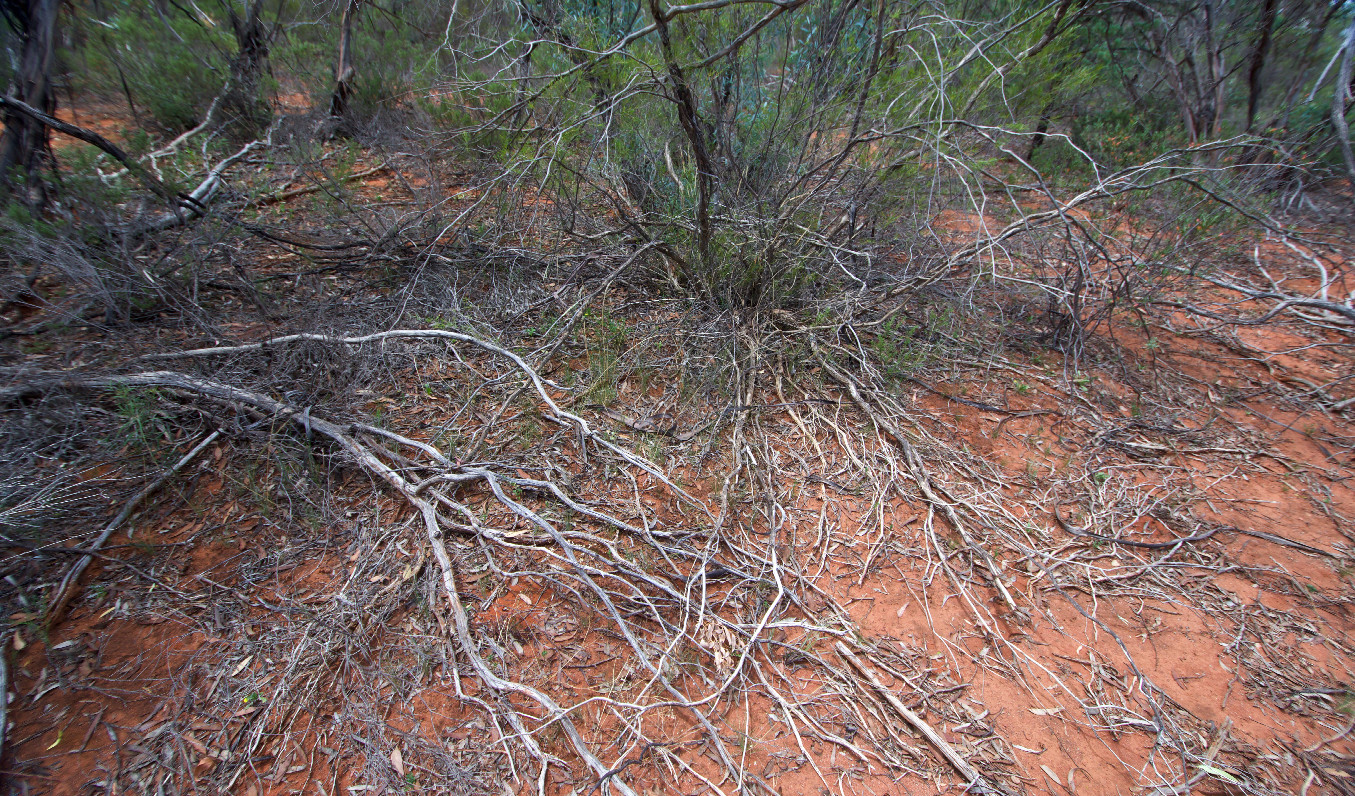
[2, 0, 1354, 794]
[5, 305, 1349, 794]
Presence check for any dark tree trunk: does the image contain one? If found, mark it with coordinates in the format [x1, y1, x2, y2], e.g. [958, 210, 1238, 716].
[1244, 0, 1280, 132]
[1026, 110, 1051, 162]
[329, 0, 360, 117]
[222, 0, 272, 138]
[0, 0, 62, 204]
[647, 0, 715, 275]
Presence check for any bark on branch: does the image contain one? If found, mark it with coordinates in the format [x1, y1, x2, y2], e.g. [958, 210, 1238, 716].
[0, 94, 178, 201]
[1, 368, 639, 794]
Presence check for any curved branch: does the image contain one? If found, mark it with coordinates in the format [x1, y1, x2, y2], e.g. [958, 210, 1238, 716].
[0, 94, 175, 201]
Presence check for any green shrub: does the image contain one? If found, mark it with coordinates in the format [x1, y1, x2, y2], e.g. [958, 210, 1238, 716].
[72, 5, 233, 133]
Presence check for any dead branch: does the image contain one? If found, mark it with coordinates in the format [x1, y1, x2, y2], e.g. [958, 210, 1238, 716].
[45, 427, 222, 628]
[4, 369, 641, 793]
[246, 163, 389, 207]
[0, 630, 7, 767]
[810, 339, 1022, 617]
[0, 93, 175, 200]
[137, 328, 710, 514]
[127, 137, 268, 235]
[1053, 502, 1338, 558]
[835, 642, 1003, 794]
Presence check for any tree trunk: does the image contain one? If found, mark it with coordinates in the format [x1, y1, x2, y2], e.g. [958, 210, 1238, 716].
[1244, 0, 1279, 132]
[222, 0, 272, 139]
[329, 0, 360, 117]
[1272, 0, 1345, 130]
[0, 0, 62, 204]
[1026, 110, 1051, 162]
[1202, 0, 1226, 139]
[647, 0, 715, 276]
[1331, 22, 1355, 199]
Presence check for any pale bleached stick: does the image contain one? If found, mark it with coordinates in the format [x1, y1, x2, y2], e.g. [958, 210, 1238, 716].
[835, 641, 1002, 795]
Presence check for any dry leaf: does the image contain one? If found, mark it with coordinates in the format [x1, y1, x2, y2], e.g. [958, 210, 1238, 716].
[390, 746, 405, 777]
[696, 620, 735, 677]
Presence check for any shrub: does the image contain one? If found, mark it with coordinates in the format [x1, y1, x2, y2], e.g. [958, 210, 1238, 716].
[71, 4, 233, 133]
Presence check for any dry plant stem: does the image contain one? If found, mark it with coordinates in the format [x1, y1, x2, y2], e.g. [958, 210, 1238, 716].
[420, 500, 636, 795]
[248, 163, 388, 207]
[6, 371, 636, 794]
[44, 427, 223, 628]
[810, 342, 1020, 616]
[834, 642, 1001, 794]
[12, 339, 1048, 789]
[531, 242, 659, 363]
[1053, 502, 1337, 558]
[138, 328, 711, 515]
[463, 466, 748, 787]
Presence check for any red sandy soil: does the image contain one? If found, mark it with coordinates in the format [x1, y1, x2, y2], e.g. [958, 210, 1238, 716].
[9, 306, 1352, 795]
[4, 101, 1354, 796]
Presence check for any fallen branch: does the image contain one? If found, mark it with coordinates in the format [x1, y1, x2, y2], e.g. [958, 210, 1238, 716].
[137, 328, 711, 515]
[0, 94, 176, 201]
[1158, 265, 1355, 329]
[0, 631, 8, 767]
[811, 339, 1021, 617]
[6, 370, 638, 794]
[1053, 502, 1337, 559]
[45, 427, 222, 628]
[246, 163, 388, 207]
[126, 137, 268, 235]
[0, 95, 267, 237]
[835, 641, 1003, 795]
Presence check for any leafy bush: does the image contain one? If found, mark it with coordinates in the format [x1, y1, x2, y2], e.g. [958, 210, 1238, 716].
[71, 4, 233, 133]
[1070, 105, 1183, 169]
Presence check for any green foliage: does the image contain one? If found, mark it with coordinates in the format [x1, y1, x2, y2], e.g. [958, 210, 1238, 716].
[70, 3, 233, 132]
[1, 199, 58, 242]
[579, 306, 630, 404]
[680, 228, 823, 310]
[112, 386, 171, 452]
[272, 0, 461, 123]
[1068, 105, 1183, 170]
[871, 317, 926, 384]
